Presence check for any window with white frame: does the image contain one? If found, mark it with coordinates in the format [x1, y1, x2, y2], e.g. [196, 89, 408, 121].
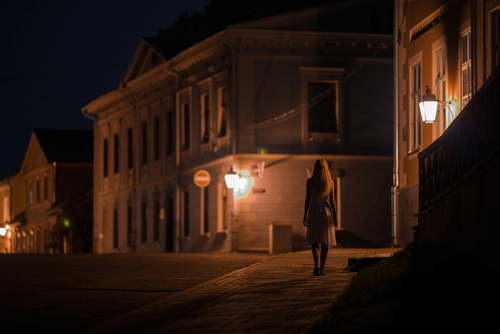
[435, 46, 448, 138]
[461, 29, 472, 109]
[200, 93, 210, 143]
[410, 62, 422, 152]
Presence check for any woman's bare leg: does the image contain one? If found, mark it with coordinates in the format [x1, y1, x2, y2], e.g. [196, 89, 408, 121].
[320, 244, 328, 274]
[312, 244, 320, 275]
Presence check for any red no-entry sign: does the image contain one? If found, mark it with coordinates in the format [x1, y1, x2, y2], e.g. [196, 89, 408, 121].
[193, 170, 211, 188]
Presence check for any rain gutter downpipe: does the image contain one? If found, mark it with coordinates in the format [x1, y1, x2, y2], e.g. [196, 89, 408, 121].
[391, 0, 400, 247]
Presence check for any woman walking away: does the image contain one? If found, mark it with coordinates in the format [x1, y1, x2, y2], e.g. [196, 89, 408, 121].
[303, 159, 337, 276]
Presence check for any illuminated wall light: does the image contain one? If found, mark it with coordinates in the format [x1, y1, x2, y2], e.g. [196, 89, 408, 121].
[234, 170, 255, 200]
[0, 228, 6, 236]
[64, 219, 70, 228]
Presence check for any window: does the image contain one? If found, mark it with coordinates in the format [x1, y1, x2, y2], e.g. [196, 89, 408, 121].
[435, 46, 448, 138]
[43, 176, 48, 201]
[410, 62, 422, 152]
[183, 191, 189, 237]
[114, 134, 119, 174]
[153, 200, 160, 241]
[127, 128, 133, 170]
[203, 187, 209, 234]
[181, 102, 190, 150]
[29, 182, 34, 206]
[201, 93, 210, 143]
[113, 209, 118, 249]
[217, 87, 227, 137]
[141, 202, 147, 243]
[154, 116, 160, 161]
[166, 110, 174, 157]
[36, 179, 40, 203]
[308, 82, 337, 133]
[103, 139, 109, 178]
[3, 196, 9, 223]
[127, 205, 132, 247]
[142, 122, 148, 165]
[461, 30, 472, 109]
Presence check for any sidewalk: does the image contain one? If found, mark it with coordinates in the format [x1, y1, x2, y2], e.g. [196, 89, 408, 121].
[82, 248, 397, 334]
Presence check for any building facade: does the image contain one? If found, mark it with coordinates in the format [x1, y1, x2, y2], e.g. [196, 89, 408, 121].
[393, 0, 500, 246]
[84, 1, 395, 253]
[6, 130, 93, 253]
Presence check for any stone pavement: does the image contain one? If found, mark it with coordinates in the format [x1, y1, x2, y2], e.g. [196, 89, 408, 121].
[82, 248, 397, 334]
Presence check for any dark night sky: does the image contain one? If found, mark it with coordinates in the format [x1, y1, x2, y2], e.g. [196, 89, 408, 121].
[0, 0, 209, 179]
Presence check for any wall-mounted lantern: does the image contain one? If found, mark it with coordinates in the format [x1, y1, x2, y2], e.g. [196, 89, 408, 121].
[419, 86, 456, 123]
[224, 167, 240, 189]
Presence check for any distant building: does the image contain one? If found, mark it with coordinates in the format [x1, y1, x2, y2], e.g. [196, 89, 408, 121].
[7, 129, 93, 253]
[83, 0, 394, 253]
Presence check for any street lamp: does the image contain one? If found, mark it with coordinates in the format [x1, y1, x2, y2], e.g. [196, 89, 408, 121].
[419, 86, 455, 123]
[224, 167, 240, 189]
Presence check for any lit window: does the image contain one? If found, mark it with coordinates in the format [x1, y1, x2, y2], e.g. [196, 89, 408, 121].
[435, 46, 448, 138]
[461, 30, 472, 109]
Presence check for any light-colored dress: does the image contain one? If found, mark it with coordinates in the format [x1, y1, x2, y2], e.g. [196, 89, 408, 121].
[306, 178, 337, 246]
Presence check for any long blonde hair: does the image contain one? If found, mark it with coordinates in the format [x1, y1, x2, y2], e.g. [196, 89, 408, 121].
[310, 159, 333, 197]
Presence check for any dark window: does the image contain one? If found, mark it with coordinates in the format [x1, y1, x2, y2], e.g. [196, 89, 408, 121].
[113, 209, 118, 249]
[204, 187, 209, 234]
[142, 122, 148, 165]
[114, 134, 119, 174]
[201, 94, 210, 143]
[183, 191, 189, 237]
[103, 139, 109, 177]
[218, 87, 227, 137]
[154, 200, 160, 241]
[43, 177, 48, 201]
[154, 116, 160, 161]
[182, 103, 190, 149]
[307, 82, 337, 133]
[141, 202, 147, 243]
[166, 110, 173, 157]
[127, 205, 133, 247]
[36, 180, 40, 203]
[127, 128, 133, 170]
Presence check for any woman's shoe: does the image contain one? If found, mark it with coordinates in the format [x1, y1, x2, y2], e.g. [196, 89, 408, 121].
[313, 266, 319, 276]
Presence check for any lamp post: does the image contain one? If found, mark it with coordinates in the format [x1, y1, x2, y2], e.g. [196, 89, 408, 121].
[419, 86, 455, 123]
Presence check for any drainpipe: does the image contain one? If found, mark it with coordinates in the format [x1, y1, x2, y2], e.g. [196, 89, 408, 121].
[391, 0, 400, 247]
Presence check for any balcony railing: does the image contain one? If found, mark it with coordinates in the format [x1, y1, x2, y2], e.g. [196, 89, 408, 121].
[418, 68, 500, 213]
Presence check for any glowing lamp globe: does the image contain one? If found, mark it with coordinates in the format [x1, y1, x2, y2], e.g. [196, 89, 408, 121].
[224, 168, 240, 189]
[419, 86, 438, 123]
